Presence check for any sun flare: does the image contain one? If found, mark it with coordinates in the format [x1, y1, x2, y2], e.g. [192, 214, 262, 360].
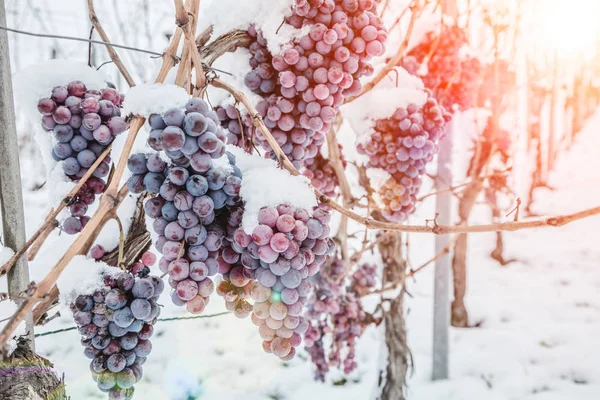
[531, 0, 600, 58]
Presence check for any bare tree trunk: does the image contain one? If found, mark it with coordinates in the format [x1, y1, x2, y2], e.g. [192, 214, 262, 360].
[377, 233, 408, 400]
[0, 338, 67, 400]
[450, 179, 482, 328]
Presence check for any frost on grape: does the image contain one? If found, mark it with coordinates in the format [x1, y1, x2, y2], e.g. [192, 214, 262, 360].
[227, 146, 317, 233]
[57, 255, 122, 305]
[122, 83, 191, 117]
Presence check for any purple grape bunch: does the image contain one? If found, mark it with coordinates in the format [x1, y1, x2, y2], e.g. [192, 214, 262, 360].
[304, 260, 376, 381]
[71, 252, 162, 399]
[126, 150, 243, 313]
[357, 91, 452, 222]
[243, 0, 387, 167]
[37, 82, 127, 234]
[146, 98, 226, 168]
[219, 203, 335, 360]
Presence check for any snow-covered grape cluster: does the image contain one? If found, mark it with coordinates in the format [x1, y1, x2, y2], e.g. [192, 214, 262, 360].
[37, 82, 126, 234]
[301, 145, 346, 198]
[404, 25, 482, 111]
[217, 204, 335, 360]
[71, 252, 162, 400]
[357, 91, 451, 222]
[304, 260, 376, 381]
[244, 0, 387, 167]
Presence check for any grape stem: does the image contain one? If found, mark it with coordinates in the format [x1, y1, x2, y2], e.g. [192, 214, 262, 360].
[210, 77, 600, 234]
[114, 216, 126, 269]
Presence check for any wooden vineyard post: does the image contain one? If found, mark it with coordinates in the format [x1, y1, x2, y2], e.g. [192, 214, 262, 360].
[0, 0, 35, 346]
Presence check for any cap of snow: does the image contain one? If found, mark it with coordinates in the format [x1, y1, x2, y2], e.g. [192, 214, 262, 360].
[123, 83, 190, 117]
[342, 67, 427, 140]
[57, 255, 123, 305]
[227, 146, 317, 233]
[13, 60, 108, 123]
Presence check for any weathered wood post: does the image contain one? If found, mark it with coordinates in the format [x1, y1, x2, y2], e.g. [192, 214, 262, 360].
[0, 0, 35, 345]
[432, 117, 453, 380]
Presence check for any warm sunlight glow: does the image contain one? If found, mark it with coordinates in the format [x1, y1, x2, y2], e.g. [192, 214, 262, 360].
[531, 0, 600, 58]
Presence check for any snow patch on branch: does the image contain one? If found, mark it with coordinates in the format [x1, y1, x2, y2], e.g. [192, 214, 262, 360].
[123, 83, 190, 117]
[198, 0, 307, 55]
[228, 146, 317, 233]
[57, 256, 122, 305]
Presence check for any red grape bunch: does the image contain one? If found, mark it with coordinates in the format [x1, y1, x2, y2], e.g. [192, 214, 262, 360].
[243, 0, 387, 167]
[126, 150, 242, 313]
[220, 203, 335, 360]
[37, 82, 126, 234]
[304, 260, 376, 381]
[405, 25, 482, 111]
[71, 252, 162, 400]
[146, 98, 227, 169]
[357, 90, 451, 222]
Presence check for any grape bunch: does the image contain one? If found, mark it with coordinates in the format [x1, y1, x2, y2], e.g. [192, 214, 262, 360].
[304, 260, 376, 381]
[215, 104, 253, 150]
[405, 25, 482, 111]
[126, 151, 242, 312]
[146, 98, 226, 168]
[301, 145, 346, 198]
[221, 203, 335, 360]
[71, 252, 162, 400]
[357, 91, 451, 222]
[37, 82, 126, 234]
[244, 0, 387, 167]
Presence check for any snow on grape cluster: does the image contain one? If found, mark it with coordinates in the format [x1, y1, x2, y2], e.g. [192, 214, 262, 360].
[404, 25, 482, 111]
[357, 91, 451, 222]
[36, 82, 126, 234]
[304, 260, 376, 380]
[218, 203, 335, 360]
[243, 0, 387, 167]
[71, 252, 162, 400]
